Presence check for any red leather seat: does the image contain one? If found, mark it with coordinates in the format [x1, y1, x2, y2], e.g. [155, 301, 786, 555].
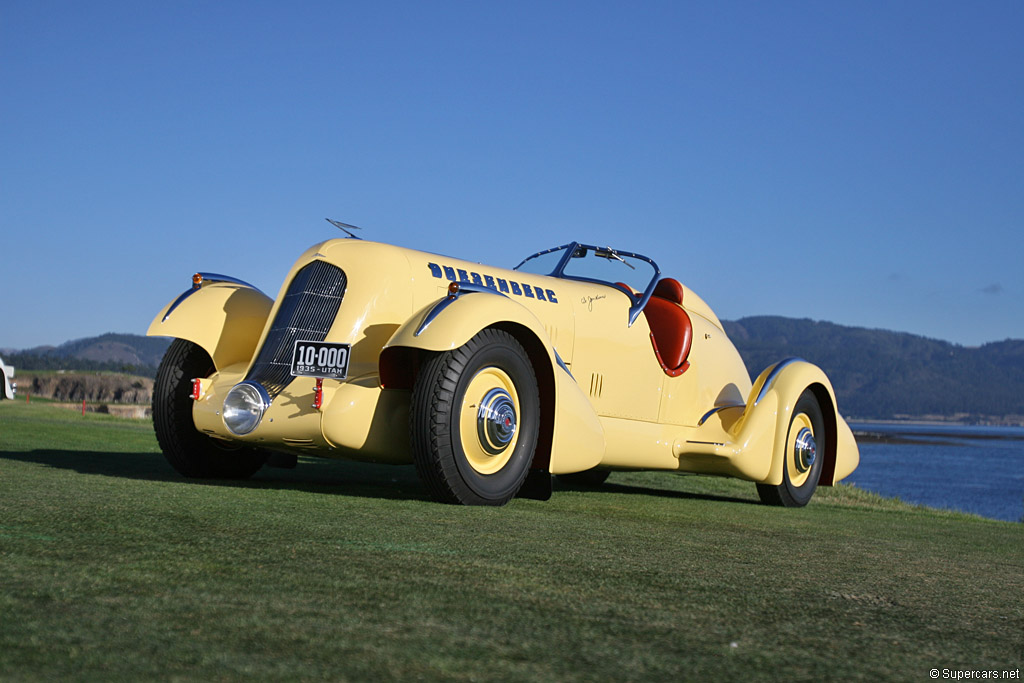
[643, 278, 692, 376]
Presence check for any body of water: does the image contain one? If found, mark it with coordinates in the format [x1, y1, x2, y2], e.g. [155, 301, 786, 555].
[844, 422, 1024, 523]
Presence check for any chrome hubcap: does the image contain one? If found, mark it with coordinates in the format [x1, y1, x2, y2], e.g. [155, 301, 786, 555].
[477, 388, 517, 455]
[794, 427, 816, 472]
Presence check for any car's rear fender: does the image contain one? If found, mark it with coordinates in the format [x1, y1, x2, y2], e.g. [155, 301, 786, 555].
[381, 292, 604, 474]
[747, 359, 859, 486]
[147, 282, 273, 371]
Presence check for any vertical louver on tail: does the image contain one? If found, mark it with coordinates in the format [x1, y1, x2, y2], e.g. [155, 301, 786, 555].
[245, 261, 347, 397]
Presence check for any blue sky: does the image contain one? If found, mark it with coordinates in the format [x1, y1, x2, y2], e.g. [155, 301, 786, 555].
[2, 1, 1022, 350]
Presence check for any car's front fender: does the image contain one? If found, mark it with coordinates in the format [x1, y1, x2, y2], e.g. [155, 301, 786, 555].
[147, 282, 273, 371]
[382, 291, 605, 474]
[750, 359, 859, 486]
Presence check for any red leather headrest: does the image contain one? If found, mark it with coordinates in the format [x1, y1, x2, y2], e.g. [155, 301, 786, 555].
[644, 296, 693, 374]
[653, 278, 684, 304]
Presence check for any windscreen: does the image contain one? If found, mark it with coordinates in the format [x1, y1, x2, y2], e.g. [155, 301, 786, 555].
[514, 246, 569, 277]
[516, 243, 659, 301]
[561, 246, 658, 295]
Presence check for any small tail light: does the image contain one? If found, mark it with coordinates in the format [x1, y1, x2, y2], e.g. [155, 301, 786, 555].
[312, 378, 324, 410]
[191, 378, 203, 400]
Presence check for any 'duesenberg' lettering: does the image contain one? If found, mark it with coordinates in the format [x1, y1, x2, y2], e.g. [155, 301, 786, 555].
[427, 262, 558, 303]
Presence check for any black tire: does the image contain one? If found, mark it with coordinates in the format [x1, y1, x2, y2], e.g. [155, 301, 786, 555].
[557, 469, 610, 488]
[411, 328, 540, 505]
[757, 389, 825, 507]
[153, 339, 268, 479]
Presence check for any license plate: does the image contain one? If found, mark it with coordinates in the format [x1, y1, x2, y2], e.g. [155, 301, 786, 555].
[290, 341, 350, 379]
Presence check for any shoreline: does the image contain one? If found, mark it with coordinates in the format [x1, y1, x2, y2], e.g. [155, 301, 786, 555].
[846, 416, 1024, 428]
[851, 421, 1024, 445]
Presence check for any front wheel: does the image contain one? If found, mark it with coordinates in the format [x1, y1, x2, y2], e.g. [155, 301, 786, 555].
[410, 328, 540, 505]
[756, 389, 825, 507]
[153, 339, 268, 479]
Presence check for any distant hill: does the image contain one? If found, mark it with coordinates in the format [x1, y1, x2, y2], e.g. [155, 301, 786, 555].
[723, 316, 1024, 422]
[4, 321, 1024, 422]
[45, 333, 172, 367]
[3, 334, 172, 377]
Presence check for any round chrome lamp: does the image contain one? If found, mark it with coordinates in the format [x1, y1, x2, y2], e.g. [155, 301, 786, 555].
[222, 381, 270, 435]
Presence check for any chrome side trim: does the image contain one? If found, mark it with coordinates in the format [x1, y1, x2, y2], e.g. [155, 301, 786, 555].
[697, 403, 746, 426]
[452, 281, 511, 297]
[753, 357, 806, 406]
[415, 295, 458, 337]
[161, 272, 265, 322]
[554, 349, 573, 380]
[414, 284, 508, 337]
[197, 272, 262, 290]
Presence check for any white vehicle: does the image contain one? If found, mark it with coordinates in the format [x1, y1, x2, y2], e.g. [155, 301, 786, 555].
[1, 356, 15, 400]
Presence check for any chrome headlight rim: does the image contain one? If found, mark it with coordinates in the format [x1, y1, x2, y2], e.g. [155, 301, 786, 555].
[222, 381, 271, 436]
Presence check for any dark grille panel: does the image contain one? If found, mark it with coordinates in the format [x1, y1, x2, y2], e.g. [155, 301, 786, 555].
[245, 261, 347, 397]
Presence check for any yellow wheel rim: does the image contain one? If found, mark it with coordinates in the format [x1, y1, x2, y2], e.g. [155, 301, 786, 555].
[459, 367, 521, 475]
[786, 412, 817, 488]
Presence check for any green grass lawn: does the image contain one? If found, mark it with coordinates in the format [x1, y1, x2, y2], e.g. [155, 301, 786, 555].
[1, 402, 1021, 681]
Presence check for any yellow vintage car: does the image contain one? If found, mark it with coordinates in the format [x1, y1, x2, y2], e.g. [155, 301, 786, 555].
[149, 233, 859, 506]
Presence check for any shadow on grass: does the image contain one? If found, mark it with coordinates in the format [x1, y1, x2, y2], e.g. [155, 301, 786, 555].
[0, 448, 431, 502]
[560, 480, 760, 507]
[0, 449, 759, 507]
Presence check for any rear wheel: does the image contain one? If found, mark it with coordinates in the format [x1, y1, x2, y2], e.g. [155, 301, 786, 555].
[756, 389, 824, 507]
[153, 339, 267, 479]
[411, 329, 540, 505]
